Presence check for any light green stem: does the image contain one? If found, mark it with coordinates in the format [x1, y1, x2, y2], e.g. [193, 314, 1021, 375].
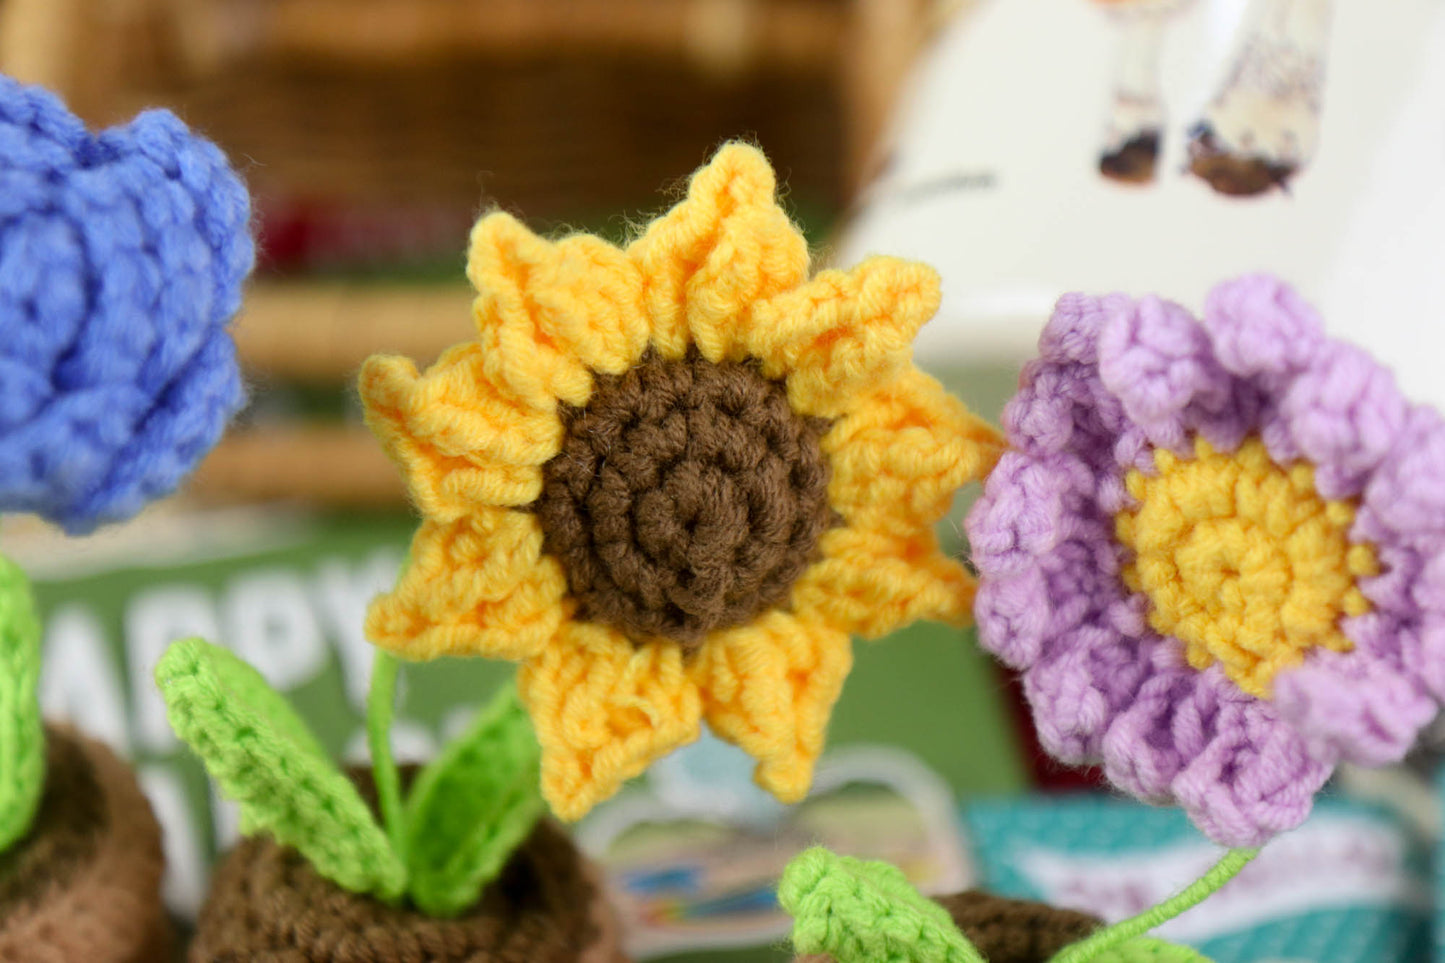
[1050, 848, 1259, 963]
[367, 650, 406, 864]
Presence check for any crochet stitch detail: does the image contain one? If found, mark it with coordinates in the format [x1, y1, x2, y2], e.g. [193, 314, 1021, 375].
[966, 276, 1445, 846]
[361, 142, 1003, 820]
[1118, 436, 1376, 697]
[0, 75, 252, 533]
[191, 778, 620, 963]
[792, 890, 1101, 963]
[537, 350, 834, 648]
[0, 551, 43, 853]
[0, 727, 171, 963]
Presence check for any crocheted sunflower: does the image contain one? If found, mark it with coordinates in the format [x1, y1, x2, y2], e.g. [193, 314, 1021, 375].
[361, 144, 1001, 820]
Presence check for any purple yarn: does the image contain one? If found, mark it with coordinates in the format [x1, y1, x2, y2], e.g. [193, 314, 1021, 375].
[0, 76, 252, 534]
[966, 275, 1445, 847]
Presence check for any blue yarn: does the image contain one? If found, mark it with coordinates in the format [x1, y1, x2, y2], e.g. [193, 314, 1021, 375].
[0, 75, 253, 534]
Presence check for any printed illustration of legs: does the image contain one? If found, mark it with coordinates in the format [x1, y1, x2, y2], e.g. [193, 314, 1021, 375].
[1094, 0, 1196, 184]
[1188, 0, 1334, 195]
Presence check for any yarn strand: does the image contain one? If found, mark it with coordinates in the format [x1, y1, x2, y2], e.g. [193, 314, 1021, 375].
[1049, 848, 1259, 963]
[367, 650, 407, 865]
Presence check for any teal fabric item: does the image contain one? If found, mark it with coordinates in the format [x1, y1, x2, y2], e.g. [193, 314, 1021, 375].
[1435, 762, 1445, 963]
[964, 796, 1429, 963]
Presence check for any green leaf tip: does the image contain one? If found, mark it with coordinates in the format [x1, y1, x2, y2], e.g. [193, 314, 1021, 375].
[156, 637, 406, 901]
[779, 847, 986, 963]
[0, 553, 44, 853]
[403, 681, 544, 917]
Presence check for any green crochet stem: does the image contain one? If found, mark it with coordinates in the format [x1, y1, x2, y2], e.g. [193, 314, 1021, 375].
[0, 552, 44, 854]
[367, 649, 406, 862]
[1049, 848, 1259, 963]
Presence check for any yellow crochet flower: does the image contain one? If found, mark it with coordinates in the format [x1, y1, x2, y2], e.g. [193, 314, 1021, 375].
[360, 144, 1001, 820]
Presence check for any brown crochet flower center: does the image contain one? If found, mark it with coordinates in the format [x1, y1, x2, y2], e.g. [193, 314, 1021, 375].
[537, 352, 834, 649]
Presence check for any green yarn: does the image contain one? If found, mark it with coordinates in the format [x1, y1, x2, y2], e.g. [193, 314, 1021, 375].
[779, 846, 1234, 963]
[156, 638, 406, 900]
[403, 682, 544, 917]
[779, 847, 987, 963]
[1084, 938, 1212, 963]
[367, 650, 407, 863]
[0, 553, 43, 854]
[1049, 849, 1256, 963]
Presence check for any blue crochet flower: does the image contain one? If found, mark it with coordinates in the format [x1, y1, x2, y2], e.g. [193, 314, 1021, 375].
[0, 76, 252, 534]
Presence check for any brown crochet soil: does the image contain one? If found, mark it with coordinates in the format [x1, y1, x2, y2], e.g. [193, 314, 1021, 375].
[0, 725, 172, 963]
[795, 889, 1101, 963]
[537, 351, 834, 649]
[190, 768, 626, 963]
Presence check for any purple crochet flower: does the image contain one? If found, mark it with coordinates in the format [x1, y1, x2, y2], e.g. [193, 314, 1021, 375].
[966, 275, 1445, 847]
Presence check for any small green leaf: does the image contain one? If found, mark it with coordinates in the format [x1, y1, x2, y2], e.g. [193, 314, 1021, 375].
[403, 683, 544, 917]
[778, 847, 986, 963]
[156, 638, 405, 900]
[0, 554, 43, 853]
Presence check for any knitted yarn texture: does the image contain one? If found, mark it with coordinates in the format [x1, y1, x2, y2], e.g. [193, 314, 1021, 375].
[0, 727, 171, 963]
[0, 75, 252, 533]
[360, 142, 1003, 820]
[781, 847, 1220, 963]
[793, 889, 1101, 963]
[191, 813, 624, 963]
[966, 276, 1445, 846]
[0, 551, 43, 854]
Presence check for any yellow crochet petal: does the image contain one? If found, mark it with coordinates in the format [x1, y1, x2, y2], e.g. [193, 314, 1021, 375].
[365, 511, 569, 662]
[359, 346, 560, 520]
[691, 611, 853, 803]
[825, 369, 1005, 533]
[627, 142, 809, 362]
[792, 526, 974, 639]
[468, 213, 640, 409]
[744, 257, 941, 419]
[520, 623, 703, 821]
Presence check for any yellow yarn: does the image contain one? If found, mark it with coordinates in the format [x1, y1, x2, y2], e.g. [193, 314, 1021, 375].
[359, 143, 1000, 820]
[1117, 436, 1378, 698]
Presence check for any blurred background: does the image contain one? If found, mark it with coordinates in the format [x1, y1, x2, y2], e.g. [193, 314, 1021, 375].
[1, 1, 1442, 960]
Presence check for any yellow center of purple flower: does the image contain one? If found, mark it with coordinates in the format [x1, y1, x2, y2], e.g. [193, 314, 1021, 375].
[1116, 436, 1378, 698]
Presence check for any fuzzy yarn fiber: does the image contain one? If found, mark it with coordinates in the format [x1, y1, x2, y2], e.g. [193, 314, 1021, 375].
[793, 888, 1100, 963]
[0, 726, 172, 963]
[190, 769, 625, 963]
[360, 142, 1002, 820]
[0, 75, 252, 533]
[967, 275, 1445, 846]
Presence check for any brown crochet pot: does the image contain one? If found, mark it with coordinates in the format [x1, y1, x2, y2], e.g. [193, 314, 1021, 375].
[190, 768, 626, 963]
[0, 725, 172, 963]
[795, 889, 1101, 963]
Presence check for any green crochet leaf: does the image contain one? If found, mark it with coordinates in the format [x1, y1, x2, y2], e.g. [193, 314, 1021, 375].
[0, 553, 43, 853]
[403, 683, 544, 917]
[779, 847, 986, 963]
[156, 638, 405, 900]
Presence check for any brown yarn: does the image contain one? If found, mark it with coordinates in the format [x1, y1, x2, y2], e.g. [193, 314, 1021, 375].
[0, 725, 172, 963]
[795, 888, 1101, 963]
[190, 768, 626, 963]
[537, 352, 833, 648]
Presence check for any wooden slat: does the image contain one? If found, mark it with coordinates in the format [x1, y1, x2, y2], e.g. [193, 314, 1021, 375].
[189, 424, 408, 507]
[241, 0, 846, 75]
[232, 281, 474, 382]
